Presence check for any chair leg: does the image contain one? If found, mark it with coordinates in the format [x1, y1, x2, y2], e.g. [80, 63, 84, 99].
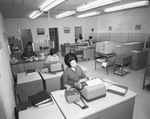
[143, 75, 146, 89]
[106, 66, 108, 75]
[113, 64, 116, 74]
[14, 107, 18, 119]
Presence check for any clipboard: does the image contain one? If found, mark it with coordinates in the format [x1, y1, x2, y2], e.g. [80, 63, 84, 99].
[107, 84, 128, 96]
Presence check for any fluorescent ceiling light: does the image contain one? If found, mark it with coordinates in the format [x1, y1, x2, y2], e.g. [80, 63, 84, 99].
[40, 0, 66, 12]
[77, 11, 100, 18]
[29, 10, 43, 19]
[55, 11, 76, 18]
[104, 1, 149, 12]
[76, 0, 121, 12]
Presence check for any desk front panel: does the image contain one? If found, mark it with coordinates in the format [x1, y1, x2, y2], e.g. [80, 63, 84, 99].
[11, 60, 45, 75]
[24, 60, 44, 71]
[40, 72, 63, 93]
[45, 76, 61, 93]
[17, 72, 44, 101]
[17, 80, 43, 101]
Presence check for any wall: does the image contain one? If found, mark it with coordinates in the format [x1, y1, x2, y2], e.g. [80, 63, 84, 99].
[5, 17, 94, 47]
[4, 6, 150, 48]
[0, 11, 15, 119]
[97, 7, 150, 33]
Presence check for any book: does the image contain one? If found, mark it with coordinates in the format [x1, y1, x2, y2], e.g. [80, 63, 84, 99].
[26, 69, 37, 76]
[35, 98, 52, 106]
[37, 100, 54, 108]
[107, 84, 128, 96]
[30, 90, 51, 106]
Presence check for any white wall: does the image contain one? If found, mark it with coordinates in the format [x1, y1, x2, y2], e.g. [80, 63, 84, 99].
[5, 17, 94, 46]
[97, 7, 150, 33]
[0, 11, 15, 119]
[5, 7, 150, 48]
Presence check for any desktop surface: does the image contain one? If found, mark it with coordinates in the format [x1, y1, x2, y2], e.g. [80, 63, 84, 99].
[19, 97, 65, 119]
[51, 86, 137, 119]
[17, 71, 42, 84]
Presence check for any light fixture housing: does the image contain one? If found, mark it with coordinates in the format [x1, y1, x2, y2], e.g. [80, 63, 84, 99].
[40, 0, 66, 12]
[77, 11, 100, 18]
[76, 0, 121, 12]
[104, 1, 149, 12]
[29, 10, 43, 19]
[55, 11, 76, 18]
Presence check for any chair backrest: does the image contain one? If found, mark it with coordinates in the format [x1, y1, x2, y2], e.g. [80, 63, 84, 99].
[115, 54, 132, 65]
[60, 75, 65, 90]
[145, 65, 150, 77]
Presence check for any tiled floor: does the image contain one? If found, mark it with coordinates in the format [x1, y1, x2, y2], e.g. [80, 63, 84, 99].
[77, 60, 150, 119]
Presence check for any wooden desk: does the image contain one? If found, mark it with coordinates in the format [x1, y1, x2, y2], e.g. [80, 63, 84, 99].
[39, 65, 87, 93]
[17, 72, 43, 101]
[11, 60, 45, 76]
[70, 47, 95, 61]
[19, 97, 65, 119]
[51, 88, 137, 119]
[39, 71, 63, 93]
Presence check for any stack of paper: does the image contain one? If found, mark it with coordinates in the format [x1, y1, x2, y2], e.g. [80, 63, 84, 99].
[26, 69, 37, 76]
[107, 84, 128, 96]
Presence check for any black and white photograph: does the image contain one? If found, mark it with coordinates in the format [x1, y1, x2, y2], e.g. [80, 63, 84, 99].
[0, 0, 150, 119]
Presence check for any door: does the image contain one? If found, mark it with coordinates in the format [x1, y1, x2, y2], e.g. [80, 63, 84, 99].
[19, 29, 33, 50]
[49, 28, 59, 51]
[75, 26, 82, 42]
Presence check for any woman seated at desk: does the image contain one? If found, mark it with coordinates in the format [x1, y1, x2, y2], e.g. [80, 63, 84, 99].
[21, 42, 37, 60]
[44, 48, 60, 66]
[61, 52, 87, 89]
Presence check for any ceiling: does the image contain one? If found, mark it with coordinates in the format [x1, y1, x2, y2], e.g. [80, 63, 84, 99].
[0, 0, 148, 19]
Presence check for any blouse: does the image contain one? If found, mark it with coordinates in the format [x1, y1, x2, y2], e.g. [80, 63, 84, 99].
[45, 54, 60, 64]
[62, 65, 86, 87]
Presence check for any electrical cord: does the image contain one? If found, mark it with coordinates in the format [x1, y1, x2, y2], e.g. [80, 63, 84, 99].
[73, 97, 88, 109]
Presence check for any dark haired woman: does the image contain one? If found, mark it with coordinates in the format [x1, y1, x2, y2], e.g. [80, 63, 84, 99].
[61, 52, 86, 89]
[21, 42, 37, 59]
[44, 48, 60, 65]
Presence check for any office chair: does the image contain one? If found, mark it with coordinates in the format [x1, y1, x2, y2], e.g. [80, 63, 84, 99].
[60, 75, 71, 90]
[143, 65, 150, 90]
[113, 54, 132, 77]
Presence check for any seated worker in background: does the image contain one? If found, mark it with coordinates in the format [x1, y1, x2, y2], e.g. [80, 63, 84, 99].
[61, 52, 87, 89]
[76, 37, 83, 44]
[44, 48, 60, 66]
[88, 36, 93, 46]
[21, 42, 37, 59]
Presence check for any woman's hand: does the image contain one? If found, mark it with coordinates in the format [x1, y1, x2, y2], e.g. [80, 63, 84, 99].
[74, 82, 82, 89]
[64, 84, 71, 90]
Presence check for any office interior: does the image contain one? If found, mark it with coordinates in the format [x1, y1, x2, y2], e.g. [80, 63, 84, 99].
[0, 0, 150, 119]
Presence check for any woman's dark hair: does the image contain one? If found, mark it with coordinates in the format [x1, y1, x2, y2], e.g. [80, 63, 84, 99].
[64, 53, 78, 67]
[49, 48, 57, 56]
[27, 42, 32, 46]
[89, 36, 92, 39]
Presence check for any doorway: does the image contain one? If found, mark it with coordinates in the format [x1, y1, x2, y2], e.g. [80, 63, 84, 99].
[75, 26, 82, 43]
[19, 29, 33, 50]
[49, 28, 59, 51]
